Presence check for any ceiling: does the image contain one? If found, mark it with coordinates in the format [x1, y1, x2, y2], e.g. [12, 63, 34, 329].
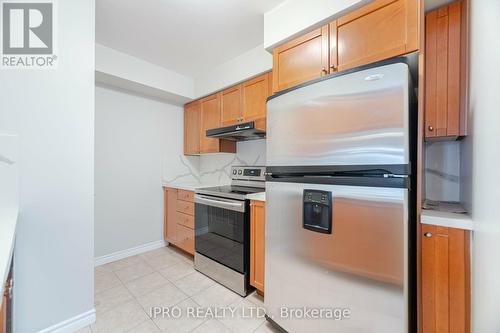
[96, 0, 285, 78]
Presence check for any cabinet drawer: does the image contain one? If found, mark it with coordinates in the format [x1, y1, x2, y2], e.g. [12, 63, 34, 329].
[177, 190, 194, 202]
[177, 200, 194, 215]
[177, 211, 194, 229]
[176, 224, 194, 255]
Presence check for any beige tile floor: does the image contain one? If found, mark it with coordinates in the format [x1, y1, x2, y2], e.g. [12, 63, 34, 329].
[76, 246, 279, 333]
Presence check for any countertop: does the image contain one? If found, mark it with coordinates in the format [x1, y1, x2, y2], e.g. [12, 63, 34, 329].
[246, 192, 266, 202]
[163, 181, 266, 201]
[162, 181, 230, 192]
[0, 207, 18, 297]
[421, 209, 473, 231]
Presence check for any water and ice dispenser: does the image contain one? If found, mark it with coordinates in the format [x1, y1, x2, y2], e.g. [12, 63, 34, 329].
[303, 190, 332, 234]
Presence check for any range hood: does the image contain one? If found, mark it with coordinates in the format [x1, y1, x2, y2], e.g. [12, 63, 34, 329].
[206, 121, 266, 141]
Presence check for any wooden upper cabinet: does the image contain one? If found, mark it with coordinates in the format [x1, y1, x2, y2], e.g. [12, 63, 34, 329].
[272, 26, 329, 93]
[421, 225, 470, 333]
[425, 1, 467, 139]
[334, 0, 419, 71]
[250, 200, 265, 295]
[272, 0, 420, 92]
[184, 101, 200, 155]
[242, 72, 270, 129]
[200, 93, 236, 154]
[200, 93, 220, 153]
[329, 21, 339, 74]
[221, 85, 243, 126]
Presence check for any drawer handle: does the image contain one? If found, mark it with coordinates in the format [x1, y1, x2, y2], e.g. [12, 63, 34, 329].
[424, 232, 433, 238]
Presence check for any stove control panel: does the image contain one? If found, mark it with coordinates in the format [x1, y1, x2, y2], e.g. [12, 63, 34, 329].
[231, 166, 266, 182]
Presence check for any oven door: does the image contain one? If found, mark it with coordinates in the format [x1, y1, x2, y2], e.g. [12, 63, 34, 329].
[194, 194, 248, 273]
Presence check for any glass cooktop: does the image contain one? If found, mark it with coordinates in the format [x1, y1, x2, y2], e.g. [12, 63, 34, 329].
[196, 185, 264, 200]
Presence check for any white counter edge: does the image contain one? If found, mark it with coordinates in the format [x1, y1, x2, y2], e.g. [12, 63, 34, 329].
[246, 192, 266, 202]
[421, 210, 473, 231]
[162, 182, 231, 192]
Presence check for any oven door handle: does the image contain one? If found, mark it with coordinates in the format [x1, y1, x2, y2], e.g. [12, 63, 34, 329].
[194, 194, 246, 213]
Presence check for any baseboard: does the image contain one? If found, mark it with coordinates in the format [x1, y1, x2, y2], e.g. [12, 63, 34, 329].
[94, 240, 168, 266]
[37, 308, 96, 333]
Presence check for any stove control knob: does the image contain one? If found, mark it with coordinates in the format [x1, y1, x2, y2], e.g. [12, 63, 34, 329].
[238, 170, 243, 175]
[232, 170, 237, 175]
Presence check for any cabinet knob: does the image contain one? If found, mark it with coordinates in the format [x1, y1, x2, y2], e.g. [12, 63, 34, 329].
[424, 232, 433, 238]
[428, 126, 434, 132]
[321, 67, 328, 74]
[330, 64, 336, 70]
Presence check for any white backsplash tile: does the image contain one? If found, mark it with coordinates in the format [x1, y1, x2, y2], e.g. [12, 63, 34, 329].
[162, 140, 266, 185]
[162, 155, 200, 184]
[425, 141, 461, 202]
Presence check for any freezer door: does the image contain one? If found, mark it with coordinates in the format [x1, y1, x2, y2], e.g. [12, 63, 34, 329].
[266, 62, 410, 167]
[265, 181, 408, 333]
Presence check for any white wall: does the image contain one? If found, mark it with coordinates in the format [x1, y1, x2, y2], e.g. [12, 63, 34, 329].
[468, 0, 500, 332]
[0, 135, 18, 219]
[94, 86, 266, 258]
[263, 0, 369, 50]
[194, 44, 272, 98]
[0, 0, 95, 331]
[94, 85, 198, 258]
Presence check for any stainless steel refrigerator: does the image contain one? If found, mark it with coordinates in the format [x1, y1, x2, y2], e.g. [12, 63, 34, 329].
[264, 60, 416, 333]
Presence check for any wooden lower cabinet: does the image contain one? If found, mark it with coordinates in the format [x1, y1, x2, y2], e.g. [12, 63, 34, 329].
[250, 200, 265, 295]
[421, 224, 470, 333]
[164, 187, 178, 242]
[175, 223, 195, 255]
[164, 187, 195, 255]
[0, 296, 5, 333]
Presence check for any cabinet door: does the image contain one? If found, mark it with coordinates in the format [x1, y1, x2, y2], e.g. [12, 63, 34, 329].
[335, 0, 419, 71]
[272, 26, 329, 93]
[242, 73, 269, 125]
[164, 187, 178, 243]
[221, 85, 243, 126]
[200, 93, 222, 153]
[425, 2, 465, 139]
[421, 224, 470, 333]
[250, 200, 266, 294]
[0, 296, 5, 333]
[184, 101, 200, 155]
[176, 223, 195, 255]
[329, 21, 338, 73]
